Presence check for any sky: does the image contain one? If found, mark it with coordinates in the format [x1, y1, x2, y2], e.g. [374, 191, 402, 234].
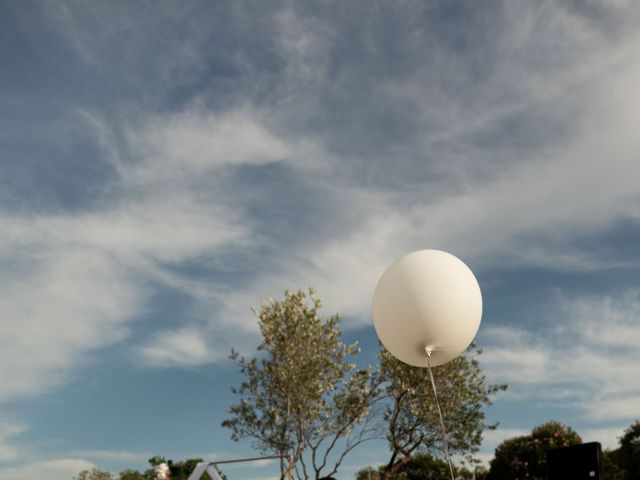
[1, 0, 640, 479]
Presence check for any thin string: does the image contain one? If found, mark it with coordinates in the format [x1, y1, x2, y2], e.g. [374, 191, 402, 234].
[425, 349, 456, 480]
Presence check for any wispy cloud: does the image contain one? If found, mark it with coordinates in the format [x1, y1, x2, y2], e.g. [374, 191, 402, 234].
[0, 459, 96, 480]
[471, 427, 532, 467]
[123, 109, 290, 184]
[0, 241, 141, 400]
[581, 426, 627, 451]
[0, 106, 288, 400]
[0, 422, 26, 462]
[193, 45, 640, 335]
[169, 2, 640, 345]
[481, 291, 640, 424]
[140, 326, 218, 367]
[67, 450, 151, 462]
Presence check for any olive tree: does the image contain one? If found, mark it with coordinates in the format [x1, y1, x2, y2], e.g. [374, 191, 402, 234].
[224, 289, 505, 480]
[379, 345, 506, 478]
[223, 289, 379, 480]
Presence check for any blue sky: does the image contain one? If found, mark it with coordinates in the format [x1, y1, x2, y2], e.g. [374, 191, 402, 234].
[1, 1, 640, 479]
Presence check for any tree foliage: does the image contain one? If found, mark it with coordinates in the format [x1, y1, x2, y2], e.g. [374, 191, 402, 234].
[72, 456, 217, 480]
[224, 289, 506, 479]
[487, 421, 582, 480]
[223, 289, 379, 480]
[356, 453, 488, 480]
[379, 345, 506, 477]
[602, 420, 640, 480]
[74, 469, 114, 480]
[617, 420, 640, 480]
[118, 470, 145, 480]
[602, 449, 624, 480]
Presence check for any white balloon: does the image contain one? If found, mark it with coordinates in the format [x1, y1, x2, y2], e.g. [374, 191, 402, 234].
[372, 249, 482, 367]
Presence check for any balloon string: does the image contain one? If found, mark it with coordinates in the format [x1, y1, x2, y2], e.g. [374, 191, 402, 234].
[425, 350, 455, 480]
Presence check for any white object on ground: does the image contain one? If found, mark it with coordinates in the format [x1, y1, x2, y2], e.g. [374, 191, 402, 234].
[155, 462, 171, 480]
[187, 463, 223, 480]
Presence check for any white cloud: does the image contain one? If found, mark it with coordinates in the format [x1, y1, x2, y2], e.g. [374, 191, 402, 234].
[0, 422, 26, 462]
[140, 326, 218, 367]
[478, 328, 549, 385]
[204, 64, 640, 329]
[193, 22, 640, 338]
[124, 109, 289, 184]
[581, 426, 626, 451]
[585, 397, 640, 423]
[481, 427, 530, 446]
[481, 291, 640, 423]
[151, 35, 640, 361]
[221, 458, 277, 469]
[388, 55, 640, 271]
[469, 427, 531, 467]
[67, 450, 151, 462]
[0, 459, 96, 480]
[0, 106, 288, 401]
[0, 243, 140, 400]
[210, 194, 404, 327]
[273, 5, 334, 87]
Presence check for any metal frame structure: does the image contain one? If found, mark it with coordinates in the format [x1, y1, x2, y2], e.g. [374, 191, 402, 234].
[187, 455, 288, 480]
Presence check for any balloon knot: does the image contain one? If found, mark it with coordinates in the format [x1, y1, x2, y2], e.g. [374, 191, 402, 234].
[424, 346, 434, 357]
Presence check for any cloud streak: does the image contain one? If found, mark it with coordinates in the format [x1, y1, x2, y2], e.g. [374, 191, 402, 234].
[0, 106, 289, 400]
[0, 459, 96, 480]
[0, 422, 25, 463]
[481, 291, 640, 424]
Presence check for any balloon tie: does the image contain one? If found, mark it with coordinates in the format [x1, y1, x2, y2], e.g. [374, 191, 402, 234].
[424, 348, 455, 480]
